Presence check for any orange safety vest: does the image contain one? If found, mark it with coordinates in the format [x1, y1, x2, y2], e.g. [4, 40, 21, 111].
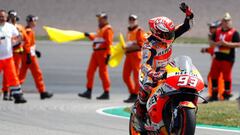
[13, 24, 29, 53]
[215, 28, 236, 54]
[90, 24, 113, 53]
[25, 27, 36, 55]
[127, 27, 141, 46]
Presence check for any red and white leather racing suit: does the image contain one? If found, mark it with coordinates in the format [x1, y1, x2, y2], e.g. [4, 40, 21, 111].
[138, 17, 193, 129]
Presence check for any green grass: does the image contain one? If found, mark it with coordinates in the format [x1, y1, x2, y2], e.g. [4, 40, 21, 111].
[124, 101, 240, 128]
[197, 101, 240, 127]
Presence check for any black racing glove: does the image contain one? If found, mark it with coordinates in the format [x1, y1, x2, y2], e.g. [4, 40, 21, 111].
[148, 71, 165, 82]
[84, 32, 90, 37]
[26, 53, 32, 64]
[35, 50, 41, 58]
[105, 54, 110, 65]
[180, 2, 194, 19]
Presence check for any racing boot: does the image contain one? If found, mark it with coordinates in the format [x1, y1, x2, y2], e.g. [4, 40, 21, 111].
[135, 100, 147, 121]
[123, 94, 138, 103]
[78, 90, 92, 99]
[96, 91, 109, 100]
[40, 91, 53, 100]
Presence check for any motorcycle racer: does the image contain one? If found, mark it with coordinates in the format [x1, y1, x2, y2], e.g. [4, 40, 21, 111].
[135, 2, 194, 130]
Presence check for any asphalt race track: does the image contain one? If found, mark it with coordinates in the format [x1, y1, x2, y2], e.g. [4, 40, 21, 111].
[0, 41, 239, 135]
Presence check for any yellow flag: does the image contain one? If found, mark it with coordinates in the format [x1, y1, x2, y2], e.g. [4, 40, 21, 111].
[109, 33, 126, 68]
[43, 26, 86, 43]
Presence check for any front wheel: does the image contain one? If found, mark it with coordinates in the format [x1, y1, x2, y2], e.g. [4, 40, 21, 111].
[174, 108, 196, 135]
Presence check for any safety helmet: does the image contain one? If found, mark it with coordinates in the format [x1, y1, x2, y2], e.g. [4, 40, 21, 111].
[223, 12, 231, 21]
[8, 10, 19, 21]
[26, 14, 38, 22]
[208, 20, 221, 28]
[96, 12, 107, 19]
[149, 16, 175, 44]
[129, 14, 138, 20]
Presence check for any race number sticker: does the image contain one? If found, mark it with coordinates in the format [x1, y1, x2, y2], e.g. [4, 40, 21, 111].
[177, 76, 198, 87]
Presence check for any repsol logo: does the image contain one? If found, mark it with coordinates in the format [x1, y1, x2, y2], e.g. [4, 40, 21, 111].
[156, 87, 165, 95]
[148, 95, 157, 108]
[175, 71, 197, 77]
[157, 45, 172, 56]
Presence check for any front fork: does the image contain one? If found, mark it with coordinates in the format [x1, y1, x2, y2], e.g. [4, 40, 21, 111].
[169, 101, 196, 133]
[169, 106, 180, 133]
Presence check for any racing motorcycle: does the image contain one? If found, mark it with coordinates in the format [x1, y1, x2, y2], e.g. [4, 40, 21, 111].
[129, 56, 207, 135]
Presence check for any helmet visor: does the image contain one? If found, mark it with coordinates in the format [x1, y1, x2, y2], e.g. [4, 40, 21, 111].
[155, 31, 175, 44]
[157, 31, 175, 40]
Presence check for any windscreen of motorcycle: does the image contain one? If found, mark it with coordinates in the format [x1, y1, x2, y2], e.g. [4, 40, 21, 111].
[165, 55, 205, 92]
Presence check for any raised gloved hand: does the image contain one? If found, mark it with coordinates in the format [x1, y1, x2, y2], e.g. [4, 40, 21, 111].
[180, 2, 194, 19]
[26, 53, 32, 64]
[84, 32, 90, 37]
[35, 50, 41, 58]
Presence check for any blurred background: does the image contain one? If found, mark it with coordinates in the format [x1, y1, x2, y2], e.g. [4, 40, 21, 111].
[0, 1, 239, 134]
[2, 0, 240, 37]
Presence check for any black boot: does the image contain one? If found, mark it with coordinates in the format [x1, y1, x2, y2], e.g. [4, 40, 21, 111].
[207, 91, 218, 102]
[8, 90, 13, 101]
[78, 90, 92, 99]
[222, 92, 232, 101]
[3, 91, 13, 101]
[13, 93, 27, 104]
[96, 92, 109, 100]
[3, 91, 9, 101]
[124, 94, 138, 103]
[40, 91, 53, 100]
